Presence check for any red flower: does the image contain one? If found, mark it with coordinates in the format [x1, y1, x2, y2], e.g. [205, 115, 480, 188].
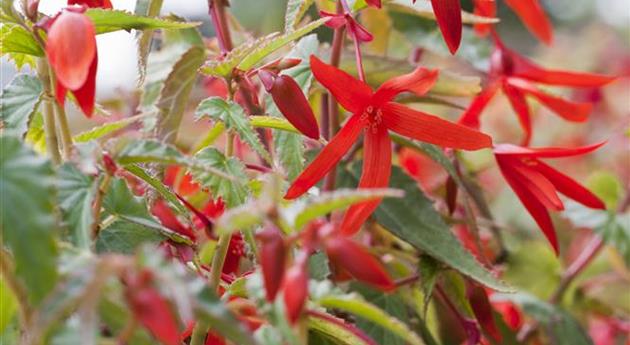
[494, 142, 606, 253]
[285, 55, 492, 235]
[46, 8, 98, 117]
[67, 0, 112, 8]
[282, 258, 309, 324]
[257, 226, 287, 301]
[459, 39, 615, 145]
[502, 0, 552, 44]
[320, 11, 373, 42]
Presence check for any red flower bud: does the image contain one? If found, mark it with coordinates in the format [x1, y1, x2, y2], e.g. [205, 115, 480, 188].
[282, 261, 308, 324]
[258, 70, 319, 140]
[467, 283, 502, 343]
[445, 175, 458, 215]
[102, 152, 117, 175]
[257, 226, 287, 301]
[324, 237, 394, 291]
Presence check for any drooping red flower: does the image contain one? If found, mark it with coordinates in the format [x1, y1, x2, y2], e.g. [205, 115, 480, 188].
[67, 0, 112, 8]
[285, 55, 492, 236]
[459, 39, 615, 145]
[46, 8, 98, 117]
[494, 142, 606, 253]
[320, 11, 373, 42]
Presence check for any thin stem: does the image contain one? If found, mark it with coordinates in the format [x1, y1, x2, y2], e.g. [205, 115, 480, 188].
[91, 174, 112, 242]
[0, 247, 32, 330]
[37, 60, 61, 165]
[352, 35, 366, 82]
[208, 0, 233, 53]
[46, 64, 73, 160]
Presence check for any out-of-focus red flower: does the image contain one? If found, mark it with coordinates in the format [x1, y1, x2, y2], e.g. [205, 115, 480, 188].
[398, 147, 447, 191]
[257, 226, 287, 301]
[164, 166, 200, 196]
[320, 11, 373, 42]
[472, 0, 495, 37]
[494, 142, 606, 253]
[152, 200, 196, 240]
[285, 55, 491, 236]
[46, 7, 98, 117]
[459, 39, 615, 145]
[282, 259, 309, 324]
[68, 0, 112, 8]
[467, 283, 502, 343]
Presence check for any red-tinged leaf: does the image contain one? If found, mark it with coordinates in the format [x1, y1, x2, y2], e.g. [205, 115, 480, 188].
[285, 114, 364, 199]
[430, 0, 462, 54]
[324, 236, 394, 290]
[534, 160, 606, 210]
[502, 79, 532, 145]
[258, 227, 286, 301]
[496, 158, 558, 254]
[46, 10, 96, 90]
[310, 55, 372, 113]
[458, 81, 501, 129]
[373, 68, 439, 105]
[282, 262, 309, 324]
[382, 102, 493, 150]
[493, 141, 606, 158]
[467, 284, 502, 343]
[259, 71, 320, 139]
[473, 0, 496, 37]
[446, 175, 458, 215]
[340, 126, 391, 236]
[503, 0, 553, 44]
[69, 54, 97, 117]
[503, 158, 564, 211]
[68, 0, 113, 8]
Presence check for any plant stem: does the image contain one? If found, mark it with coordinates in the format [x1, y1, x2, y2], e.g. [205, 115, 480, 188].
[37, 60, 61, 165]
[44, 64, 74, 160]
[91, 174, 112, 242]
[0, 247, 32, 331]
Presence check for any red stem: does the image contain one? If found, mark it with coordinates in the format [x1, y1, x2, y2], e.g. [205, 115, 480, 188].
[209, 0, 233, 53]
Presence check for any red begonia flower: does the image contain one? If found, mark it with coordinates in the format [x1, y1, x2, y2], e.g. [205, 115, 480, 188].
[46, 8, 98, 117]
[494, 142, 606, 253]
[67, 0, 112, 8]
[285, 55, 492, 235]
[320, 11, 373, 42]
[459, 40, 615, 145]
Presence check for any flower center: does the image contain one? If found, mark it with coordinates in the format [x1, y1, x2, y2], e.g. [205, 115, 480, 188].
[360, 105, 383, 133]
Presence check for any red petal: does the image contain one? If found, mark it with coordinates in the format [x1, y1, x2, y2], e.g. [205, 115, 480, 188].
[473, 0, 496, 37]
[506, 158, 564, 211]
[70, 54, 97, 117]
[269, 74, 320, 139]
[320, 11, 346, 29]
[508, 78, 592, 123]
[285, 114, 364, 199]
[534, 161, 606, 210]
[55, 79, 67, 107]
[258, 227, 286, 301]
[493, 141, 606, 158]
[324, 237, 394, 291]
[503, 0, 553, 44]
[382, 102, 492, 150]
[340, 125, 391, 236]
[348, 18, 374, 43]
[373, 68, 439, 105]
[68, 0, 113, 8]
[46, 11, 96, 90]
[174, 193, 212, 239]
[497, 157, 558, 254]
[282, 263, 309, 324]
[502, 79, 532, 145]
[309, 55, 372, 113]
[467, 284, 502, 343]
[151, 200, 196, 240]
[457, 81, 501, 129]
[431, 0, 462, 54]
[366, 0, 382, 8]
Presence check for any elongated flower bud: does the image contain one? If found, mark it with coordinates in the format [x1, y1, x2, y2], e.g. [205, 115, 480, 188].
[258, 226, 286, 301]
[282, 261, 308, 324]
[258, 70, 320, 140]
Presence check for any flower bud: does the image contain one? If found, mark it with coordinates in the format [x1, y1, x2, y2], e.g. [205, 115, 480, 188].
[257, 226, 286, 301]
[282, 261, 308, 324]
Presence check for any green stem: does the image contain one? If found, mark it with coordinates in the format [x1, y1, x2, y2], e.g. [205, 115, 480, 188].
[54, 102, 73, 160]
[37, 60, 61, 165]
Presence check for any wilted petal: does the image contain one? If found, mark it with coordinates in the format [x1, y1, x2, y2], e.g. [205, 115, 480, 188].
[382, 102, 492, 150]
[340, 126, 391, 236]
[310, 55, 372, 113]
[373, 68, 439, 105]
[430, 0, 462, 54]
[503, 0, 553, 44]
[534, 160, 606, 210]
[285, 114, 364, 199]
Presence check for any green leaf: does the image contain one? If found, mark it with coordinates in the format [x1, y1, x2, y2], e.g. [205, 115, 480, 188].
[123, 164, 187, 215]
[586, 171, 623, 210]
[133, 0, 165, 84]
[418, 255, 441, 317]
[196, 97, 272, 164]
[318, 295, 424, 345]
[96, 220, 165, 254]
[308, 252, 331, 280]
[285, 0, 314, 32]
[73, 114, 147, 143]
[352, 285, 411, 345]
[190, 148, 249, 207]
[308, 312, 376, 345]
[0, 24, 43, 69]
[102, 178, 192, 244]
[495, 293, 593, 345]
[0, 136, 58, 305]
[155, 46, 206, 143]
[99, 297, 154, 345]
[116, 139, 185, 165]
[57, 163, 98, 249]
[250, 116, 299, 134]
[1, 74, 43, 137]
[293, 188, 404, 229]
[341, 163, 511, 292]
[85, 8, 200, 35]
[0, 277, 17, 334]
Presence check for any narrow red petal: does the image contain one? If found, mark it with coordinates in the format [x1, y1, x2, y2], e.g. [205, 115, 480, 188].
[493, 141, 606, 158]
[258, 227, 286, 301]
[497, 158, 558, 254]
[268, 74, 320, 139]
[457, 81, 501, 129]
[284, 114, 364, 199]
[502, 80, 532, 146]
[309, 55, 372, 113]
[324, 237, 394, 290]
[534, 161, 606, 210]
[503, 0, 553, 44]
[70, 54, 97, 117]
[151, 199, 196, 240]
[382, 102, 492, 150]
[506, 158, 564, 211]
[340, 126, 391, 236]
[467, 284, 502, 343]
[68, 0, 113, 8]
[430, 0, 462, 54]
[46, 11, 97, 90]
[473, 0, 496, 37]
[55, 79, 67, 107]
[348, 18, 374, 43]
[366, 0, 382, 8]
[373, 68, 439, 105]
[282, 263, 309, 324]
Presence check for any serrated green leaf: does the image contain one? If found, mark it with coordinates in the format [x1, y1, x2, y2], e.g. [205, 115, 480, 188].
[293, 188, 404, 229]
[214, 202, 265, 236]
[0, 24, 43, 56]
[196, 97, 272, 164]
[57, 163, 98, 249]
[73, 114, 147, 143]
[123, 164, 187, 215]
[318, 295, 425, 345]
[0, 136, 58, 305]
[116, 139, 185, 165]
[133, 0, 165, 84]
[308, 312, 376, 345]
[85, 8, 200, 35]
[200, 35, 271, 77]
[190, 148, 249, 207]
[155, 46, 205, 143]
[250, 116, 299, 134]
[95, 219, 165, 254]
[1, 74, 43, 137]
[352, 285, 412, 345]
[285, 0, 314, 31]
[340, 163, 511, 292]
